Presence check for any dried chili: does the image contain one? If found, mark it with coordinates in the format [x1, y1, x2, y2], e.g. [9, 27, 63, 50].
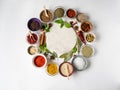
[78, 30, 86, 44]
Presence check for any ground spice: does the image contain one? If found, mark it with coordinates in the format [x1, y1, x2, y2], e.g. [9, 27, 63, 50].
[81, 21, 93, 32]
[28, 46, 37, 55]
[34, 55, 46, 67]
[54, 8, 64, 18]
[40, 9, 53, 23]
[47, 63, 58, 75]
[81, 45, 93, 58]
[27, 33, 38, 44]
[67, 9, 76, 18]
[28, 18, 41, 31]
[76, 13, 88, 22]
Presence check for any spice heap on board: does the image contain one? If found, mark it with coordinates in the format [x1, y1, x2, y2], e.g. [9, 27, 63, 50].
[26, 6, 96, 78]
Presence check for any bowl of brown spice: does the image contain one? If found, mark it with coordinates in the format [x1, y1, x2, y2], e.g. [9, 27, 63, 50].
[81, 21, 93, 32]
[40, 9, 54, 23]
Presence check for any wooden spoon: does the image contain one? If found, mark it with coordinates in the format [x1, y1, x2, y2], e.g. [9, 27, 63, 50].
[44, 6, 49, 17]
[66, 64, 70, 80]
[29, 31, 36, 41]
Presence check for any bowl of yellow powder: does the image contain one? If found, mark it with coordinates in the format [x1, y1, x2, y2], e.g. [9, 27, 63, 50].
[46, 62, 59, 76]
[81, 44, 94, 58]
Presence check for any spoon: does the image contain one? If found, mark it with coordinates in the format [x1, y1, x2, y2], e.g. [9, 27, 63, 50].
[44, 6, 49, 17]
[29, 31, 36, 41]
[66, 64, 70, 80]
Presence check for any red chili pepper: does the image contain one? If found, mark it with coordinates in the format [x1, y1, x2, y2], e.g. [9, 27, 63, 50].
[78, 30, 86, 44]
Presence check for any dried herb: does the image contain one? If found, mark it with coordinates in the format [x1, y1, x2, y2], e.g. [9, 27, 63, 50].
[59, 36, 82, 62]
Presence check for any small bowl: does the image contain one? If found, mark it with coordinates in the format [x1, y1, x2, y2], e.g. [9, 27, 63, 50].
[27, 18, 42, 31]
[27, 46, 37, 55]
[76, 13, 88, 22]
[59, 62, 74, 77]
[40, 9, 54, 23]
[54, 6, 65, 18]
[81, 21, 93, 32]
[72, 55, 88, 71]
[66, 8, 77, 18]
[85, 32, 96, 43]
[26, 32, 38, 44]
[81, 44, 95, 58]
[46, 62, 59, 76]
[33, 54, 47, 68]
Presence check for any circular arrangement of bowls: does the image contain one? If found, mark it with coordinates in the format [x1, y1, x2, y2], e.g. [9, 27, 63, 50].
[26, 6, 96, 78]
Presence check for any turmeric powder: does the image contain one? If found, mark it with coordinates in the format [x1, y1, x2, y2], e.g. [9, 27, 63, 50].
[47, 63, 58, 76]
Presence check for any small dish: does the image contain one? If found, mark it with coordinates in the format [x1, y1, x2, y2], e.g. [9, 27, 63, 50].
[33, 54, 47, 68]
[27, 18, 42, 31]
[66, 8, 77, 18]
[76, 13, 88, 22]
[28, 46, 37, 55]
[26, 32, 38, 44]
[59, 62, 74, 77]
[81, 44, 95, 58]
[54, 6, 65, 18]
[85, 32, 96, 43]
[81, 21, 93, 32]
[72, 55, 88, 71]
[40, 9, 54, 23]
[46, 62, 59, 76]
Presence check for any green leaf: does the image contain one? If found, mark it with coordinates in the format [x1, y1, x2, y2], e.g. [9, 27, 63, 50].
[52, 51, 58, 58]
[59, 51, 73, 62]
[59, 53, 68, 58]
[55, 18, 64, 24]
[60, 23, 64, 28]
[72, 46, 77, 53]
[45, 24, 50, 32]
[64, 21, 71, 28]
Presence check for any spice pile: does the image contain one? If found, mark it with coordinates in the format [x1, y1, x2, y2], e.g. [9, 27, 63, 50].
[26, 6, 96, 78]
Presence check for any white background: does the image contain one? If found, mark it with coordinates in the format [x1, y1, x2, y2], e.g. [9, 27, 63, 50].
[0, 0, 120, 90]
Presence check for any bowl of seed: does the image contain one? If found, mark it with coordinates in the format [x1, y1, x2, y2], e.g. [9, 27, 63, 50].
[85, 33, 96, 43]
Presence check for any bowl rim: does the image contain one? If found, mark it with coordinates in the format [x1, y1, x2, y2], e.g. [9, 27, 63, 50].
[66, 8, 77, 18]
[72, 55, 88, 71]
[80, 44, 95, 58]
[32, 54, 47, 68]
[39, 9, 54, 23]
[46, 62, 59, 76]
[53, 6, 66, 18]
[85, 32, 96, 43]
[27, 18, 42, 31]
[27, 45, 37, 55]
[26, 32, 39, 45]
[59, 62, 74, 77]
[81, 20, 93, 32]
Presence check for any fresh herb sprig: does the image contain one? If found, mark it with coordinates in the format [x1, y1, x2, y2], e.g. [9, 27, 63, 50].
[55, 18, 71, 28]
[39, 43, 58, 59]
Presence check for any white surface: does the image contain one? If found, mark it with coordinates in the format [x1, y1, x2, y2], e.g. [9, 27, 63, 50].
[46, 23, 76, 56]
[0, 0, 120, 90]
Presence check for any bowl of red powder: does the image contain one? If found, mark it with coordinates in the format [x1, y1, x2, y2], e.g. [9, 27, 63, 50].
[33, 54, 47, 68]
[26, 32, 38, 44]
[66, 8, 77, 18]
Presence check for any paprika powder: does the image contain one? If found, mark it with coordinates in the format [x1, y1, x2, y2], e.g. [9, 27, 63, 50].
[67, 9, 76, 18]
